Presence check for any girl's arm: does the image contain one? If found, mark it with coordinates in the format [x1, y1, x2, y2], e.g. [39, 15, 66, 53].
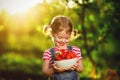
[76, 59, 83, 72]
[42, 60, 54, 76]
[70, 59, 83, 72]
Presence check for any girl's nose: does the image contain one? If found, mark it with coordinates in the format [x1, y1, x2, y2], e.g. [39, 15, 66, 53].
[61, 40, 65, 43]
[61, 39, 69, 43]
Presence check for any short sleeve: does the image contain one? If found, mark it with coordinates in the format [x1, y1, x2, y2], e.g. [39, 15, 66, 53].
[42, 49, 51, 60]
[72, 46, 82, 59]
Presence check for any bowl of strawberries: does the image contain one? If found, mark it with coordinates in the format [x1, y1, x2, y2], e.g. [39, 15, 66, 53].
[54, 49, 78, 69]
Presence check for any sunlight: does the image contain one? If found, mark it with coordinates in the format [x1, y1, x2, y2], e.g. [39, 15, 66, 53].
[0, 0, 43, 14]
[68, 0, 75, 8]
[0, 25, 3, 31]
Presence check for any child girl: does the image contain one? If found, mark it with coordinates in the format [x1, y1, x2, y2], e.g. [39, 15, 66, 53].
[42, 15, 83, 80]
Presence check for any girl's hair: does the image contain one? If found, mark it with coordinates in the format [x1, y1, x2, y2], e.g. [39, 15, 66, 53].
[44, 15, 77, 36]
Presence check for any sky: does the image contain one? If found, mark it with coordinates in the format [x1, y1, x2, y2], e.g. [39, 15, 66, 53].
[0, 0, 43, 14]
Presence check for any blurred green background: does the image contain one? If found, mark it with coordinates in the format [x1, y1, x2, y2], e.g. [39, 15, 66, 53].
[0, 0, 120, 80]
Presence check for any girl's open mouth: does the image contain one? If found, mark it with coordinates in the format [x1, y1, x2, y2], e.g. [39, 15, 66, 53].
[58, 42, 65, 46]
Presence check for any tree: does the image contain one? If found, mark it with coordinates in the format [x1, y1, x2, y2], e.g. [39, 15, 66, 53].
[66, 0, 120, 79]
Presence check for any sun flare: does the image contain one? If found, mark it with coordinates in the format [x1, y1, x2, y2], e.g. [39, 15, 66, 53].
[0, 0, 43, 14]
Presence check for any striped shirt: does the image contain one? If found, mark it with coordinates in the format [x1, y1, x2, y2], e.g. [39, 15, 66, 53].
[42, 46, 82, 68]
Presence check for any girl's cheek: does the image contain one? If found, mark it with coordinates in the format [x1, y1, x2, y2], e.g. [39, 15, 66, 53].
[65, 39, 70, 43]
[55, 39, 60, 43]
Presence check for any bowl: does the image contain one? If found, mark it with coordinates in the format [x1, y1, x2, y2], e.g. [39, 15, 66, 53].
[54, 58, 78, 69]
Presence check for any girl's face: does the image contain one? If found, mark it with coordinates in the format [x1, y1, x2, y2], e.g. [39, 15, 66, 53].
[53, 30, 71, 49]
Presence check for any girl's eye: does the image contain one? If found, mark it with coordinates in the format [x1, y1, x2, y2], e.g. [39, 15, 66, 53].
[58, 37, 69, 39]
[58, 36, 62, 39]
[66, 37, 70, 39]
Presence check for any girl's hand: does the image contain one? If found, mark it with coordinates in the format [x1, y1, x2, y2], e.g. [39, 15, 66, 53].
[69, 60, 79, 70]
[69, 63, 78, 70]
[53, 63, 66, 72]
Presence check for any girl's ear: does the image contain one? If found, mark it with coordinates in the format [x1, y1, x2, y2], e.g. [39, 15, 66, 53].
[51, 32, 54, 37]
[50, 32, 55, 39]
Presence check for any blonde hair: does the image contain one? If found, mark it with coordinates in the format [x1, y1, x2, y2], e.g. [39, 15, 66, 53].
[44, 15, 77, 36]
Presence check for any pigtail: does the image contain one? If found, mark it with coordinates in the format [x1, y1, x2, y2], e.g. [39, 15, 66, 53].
[43, 25, 52, 35]
[71, 29, 79, 40]
[73, 29, 77, 36]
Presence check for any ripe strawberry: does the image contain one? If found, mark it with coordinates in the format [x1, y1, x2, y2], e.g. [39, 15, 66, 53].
[55, 49, 77, 61]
